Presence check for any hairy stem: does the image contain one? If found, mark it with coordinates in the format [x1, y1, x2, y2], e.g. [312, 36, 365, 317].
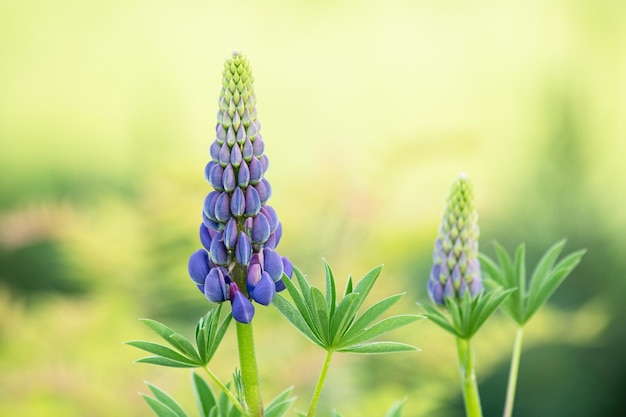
[307, 350, 334, 417]
[201, 365, 247, 415]
[456, 337, 483, 417]
[236, 321, 264, 416]
[503, 327, 524, 417]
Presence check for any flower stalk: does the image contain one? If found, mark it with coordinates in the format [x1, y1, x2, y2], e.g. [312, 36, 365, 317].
[503, 327, 524, 417]
[456, 337, 483, 417]
[307, 350, 334, 417]
[236, 321, 264, 417]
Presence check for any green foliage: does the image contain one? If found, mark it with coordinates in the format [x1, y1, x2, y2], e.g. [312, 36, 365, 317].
[479, 240, 586, 325]
[126, 304, 232, 368]
[273, 261, 421, 354]
[142, 383, 190, 417]
[420, 288, 513, 340]
[329, 399, 405, 417]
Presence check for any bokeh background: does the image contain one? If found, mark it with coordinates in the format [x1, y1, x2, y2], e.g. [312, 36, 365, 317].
[1, 0, 625, 416]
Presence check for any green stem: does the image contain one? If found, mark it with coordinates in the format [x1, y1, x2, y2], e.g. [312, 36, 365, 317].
[236, 321, 264, 417]
[307, 350, 334, 417]
[503, 327, 524, 417]
[456, 337, 483, 417]
[201, 365, 247, 415]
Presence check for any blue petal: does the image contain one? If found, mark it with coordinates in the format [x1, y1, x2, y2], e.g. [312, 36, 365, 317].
[251, 214, 271, 243]
[428, 279, 444, 305]
[219, 143, 230, 167]
[260, 154, 269, 174]
[188, 249, 210, 285]
[199, 224, 212, 251]
[222, 164, 236, 192]
[230, 187, 245, 218]
[261, 206, 279, 233]
[252, 136, 264, 157]
[209, 232, 230, 266]
[282, 256, 293, 278]
[223, 218, 238, 250]
[248, 157, 263, 185]
[216, 123, 226, 144]
[204, 268, 228, 302]
[230, 144, 243, 167]
[210, 141, 221, 162]
[255, 179, 272, 204]
[242, 138, 253, 161]
[203, 191, 220, 221]
[274, 279, 286, 292]
[208, 164, 224, 191]
[226, 126, 236, 147]
[244, 187, 261, 217]
[237, 161, 250, 188]
[231, 289, 255, 324]
[251, 272, 275, 306]
[215, 192, 231, 223]
[236, 232, 252, 265]
[262, 248, 284, 281]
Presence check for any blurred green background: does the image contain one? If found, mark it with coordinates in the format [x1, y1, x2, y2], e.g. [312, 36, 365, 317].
[1, 0, 624, 416]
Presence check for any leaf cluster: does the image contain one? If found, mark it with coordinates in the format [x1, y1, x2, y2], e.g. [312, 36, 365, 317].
[273, 262, 421, 354]
[420, 288, 513, 340]
[141, 374, 296, 417]
[126, 304, 232, 368]
[480, 239, 586, 325]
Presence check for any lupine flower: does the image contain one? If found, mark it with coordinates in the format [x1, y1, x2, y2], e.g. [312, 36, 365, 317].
[428, 173, 483, 305]
[188, 51, 292, 323]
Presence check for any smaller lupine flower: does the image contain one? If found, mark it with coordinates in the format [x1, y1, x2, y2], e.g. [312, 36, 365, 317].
[188, 51, 292, 324]
[428, 173, 483, 305]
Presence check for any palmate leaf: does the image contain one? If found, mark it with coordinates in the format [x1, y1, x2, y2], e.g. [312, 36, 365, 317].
[127, 306, 232, 369]
[264, 387, 297, 417]
[273, 262, 420, 354]
[420, 288, 513, 339]
[192, 372, 217, 417]
[480, 240, 585, 325]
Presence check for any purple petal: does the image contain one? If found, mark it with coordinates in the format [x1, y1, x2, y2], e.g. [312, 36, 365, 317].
[260, 154, 269, 173]
[236, 124, 246, 144]
[203, 191, 220, 221]
[188, 249, 210, 285]
[209, 232, 230, 266]
[204, 161, 215, 183]
[226, 125, 236, 147]
[199, 224, 212, 251]
[262, 248, 284, 281]
[252, 136, 264, 157]
[248, 157, 263, 185]
[208, 164, 224, 191]
[210, 141, 221, 162]
[247, 263, 262, 288]
[443, 278, 455, 299]
[282, 256, 293, 278]
[222, 164, 236, 192]
[428, 279, 445, 305]
[250, 272, 275, 306]
[204, 267, 228, 302]
[223, 218, 238, 250]
[251, 214, 271, 243]
[215, 192, 231, 223]
[230, 144, 243, 168]
[246, 120, 259, 138]
[260, 206, 279, 233]
[469, 275, 483, 296]
[244, 187, 261, 217]
[255, 179, 272, 204]
[242, 138, 253, 161]
[219, 143, 230, 167]
[264, 232, 277, 249]
[216, 123, 226, 144]
[274, 279, 286, 292]
[230, 285, 255, 324]
[274, 222, 283, 247]
[230, 187, 245, 217]
[236, 232, 252, 265]
[238, 161, 250, 188]
[430, 264, 441, 283]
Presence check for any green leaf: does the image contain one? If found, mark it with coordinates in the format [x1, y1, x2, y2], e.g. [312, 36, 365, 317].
[493, 242, 517, 288]
[136, 356, 198, 368]
[192, 372, 217, 417]
[340, 293, 404, 343]
[205, 309, 232, 364]
[310, 286, 330, 344]
[328, 292, 360, 343]
[142, 394, 183, 417]
[147, 383, 189, 417]
[344, 275, 353, 296]
[528, 240, 567, 295]
[126, 341, 200, 365]
[282, 269, 321, 341]
[337, 315, 423, 349]
[140, 319, 201, 362]
[469, 288, 515, 336]
[265, 387, 296, 417]
[419, 302, 459, 337]
[323, 260, 337, 317]
[338, 341, 418, 354]
[384, 399, 406, 417]
[273, 294, 323, 346]
[524, 249, 586, 322]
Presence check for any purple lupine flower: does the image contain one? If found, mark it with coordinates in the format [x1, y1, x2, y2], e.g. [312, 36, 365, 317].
[428, 173, 483, 305]
[188, 51, 292, 324]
